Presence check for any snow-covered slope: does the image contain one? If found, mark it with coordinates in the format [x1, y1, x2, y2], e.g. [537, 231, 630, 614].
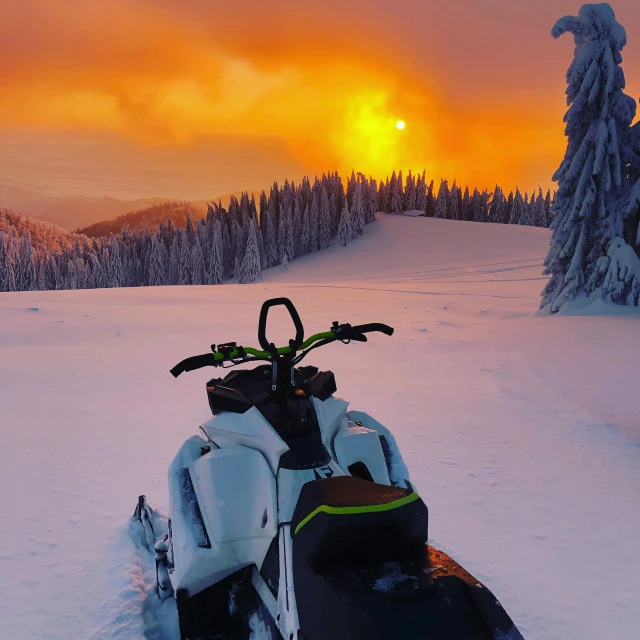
[1, 215, 639, 640]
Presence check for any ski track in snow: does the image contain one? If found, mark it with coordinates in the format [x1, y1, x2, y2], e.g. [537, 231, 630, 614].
[1, 215, 639, 640]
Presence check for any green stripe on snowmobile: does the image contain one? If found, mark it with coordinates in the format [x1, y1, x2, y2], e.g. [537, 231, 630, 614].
[294, 491, 421, 535]
[212, 331, 336, 361]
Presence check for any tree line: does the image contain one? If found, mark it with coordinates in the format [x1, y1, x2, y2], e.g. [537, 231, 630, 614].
[0, 170, 553, 293]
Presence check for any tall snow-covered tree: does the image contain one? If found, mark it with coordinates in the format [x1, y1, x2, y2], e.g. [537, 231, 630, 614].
[110, 239, 124, 287]
[489, 186, 504, 224]
[318, 185, 332, 250]
[309, 187, 320, 252]
[178, 229, 191, 285]
[208, 219, 224, 285]
[426, 180, 436, 217]
[148, 235, 167, 286]
[435, 179, 450, 219]
[278, 204, 294, 262]
[404, 170, 416, 211]
[509, 189, 524, 225]
[449, 182, 460, 221]
[338, 201, 354, 247]
[352, 182, 365, 236]
[238, 218, 262, 284]
[542, 3, 639, 310]
[168, 235, 180, 285]
[191, 235, 206, 285]
[389, 171, 403, 213]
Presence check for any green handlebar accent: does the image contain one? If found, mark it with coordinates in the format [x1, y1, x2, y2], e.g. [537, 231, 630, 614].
[293, 491, 421, 534]
[213, 331, 335, 362]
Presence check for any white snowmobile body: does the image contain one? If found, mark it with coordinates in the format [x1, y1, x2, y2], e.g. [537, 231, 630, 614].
[166, 384, 412, 637]
[140, 298, 523, 640]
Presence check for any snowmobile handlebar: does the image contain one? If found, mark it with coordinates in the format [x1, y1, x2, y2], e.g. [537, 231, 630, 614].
[170, 298, 394, 378]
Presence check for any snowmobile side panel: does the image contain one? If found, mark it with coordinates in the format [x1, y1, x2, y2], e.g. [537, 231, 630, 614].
[310, 395, 349, 459]
[333, 422, 391, 485]
[200, 406, 289, 476]
[193, 446, 277, 544]
[168, 439, 278, 598]
[346, 411, 412, 487]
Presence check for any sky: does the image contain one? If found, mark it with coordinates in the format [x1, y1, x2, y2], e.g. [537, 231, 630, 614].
[1, 0, 640, 202]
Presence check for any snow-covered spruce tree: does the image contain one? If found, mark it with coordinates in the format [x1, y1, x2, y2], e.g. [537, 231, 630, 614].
[533, 190, 549, 227]
[542, 3, 639, 310]
[352, 182, 365, 235]
[415, 172, 427, 213]
[318, 185, 333, 250]
[148, 235, 166, 286]
[365, 178, 378, 223]
[110, 239, 125, 287]
[509, 188, 524, 224]
[404, 170, 416, 211]
[208, 219, 224, 285]
[338, 200, 354, 247]
[489, 186, 504, 223]
[435, 179, 450, 219]
[238, 219, 262, 284]
[191, 235, 205, 285]
[472, 188, 488, 223]
[449, 183, 460, 220]
[263, 199, 279, 267]
[389, 171, 404, 213]
[178, 228, 191, 285]
[278, 204, 294, 263]
[309, 188, 320, 252]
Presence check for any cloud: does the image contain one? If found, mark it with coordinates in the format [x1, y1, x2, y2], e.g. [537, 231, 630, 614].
[2, 0, 637, 196]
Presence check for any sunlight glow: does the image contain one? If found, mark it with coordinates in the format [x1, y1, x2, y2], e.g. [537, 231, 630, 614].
[396, 120, 406, 130]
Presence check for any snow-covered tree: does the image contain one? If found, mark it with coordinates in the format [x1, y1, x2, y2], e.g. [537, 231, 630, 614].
[449, 183, 460, 221]
[238, 219, 262, 284]
[300, 204, 311, 255]
[415, 172, 427, 213]
[148, 235, 166, 286]
[489, 186, 504, 224]
[389, 171, 403, 213]
[309, 188, 319, 252]
[542, 3, 639, 311]
[191, 235, 205, 285]
[208, 219, 224, 285]
[352, 182, 365, 236]
[365, 178, 378, 223]
[178, 229, 191, 285]
[404, 170, 416, 211]
[318, 185, 332, 250]
[110, 239, 124, 287]
[338, 201, 354, 247]
[509, 189, 524, 225]
[168, 235, 180, 285]
[435, 179, 450, 219]
[278, 204, 294, 262]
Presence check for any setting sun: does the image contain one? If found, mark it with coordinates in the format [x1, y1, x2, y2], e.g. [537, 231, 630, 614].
[396, 120, 406, 130]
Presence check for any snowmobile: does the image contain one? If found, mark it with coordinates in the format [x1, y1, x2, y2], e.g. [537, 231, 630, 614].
[134, 297, 523, 640]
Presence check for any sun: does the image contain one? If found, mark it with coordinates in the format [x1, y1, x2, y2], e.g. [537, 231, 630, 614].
[396, 120, 406, 130]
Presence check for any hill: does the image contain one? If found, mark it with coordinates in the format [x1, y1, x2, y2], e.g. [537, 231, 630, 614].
[77, 201, 206, 237]
[0, 208, 87, 253]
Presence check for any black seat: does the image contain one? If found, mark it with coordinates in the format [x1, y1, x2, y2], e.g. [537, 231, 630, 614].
[291, 476, 428, 570]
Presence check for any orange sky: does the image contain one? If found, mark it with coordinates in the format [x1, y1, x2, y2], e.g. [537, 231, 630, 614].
[1, 0, 639, 201]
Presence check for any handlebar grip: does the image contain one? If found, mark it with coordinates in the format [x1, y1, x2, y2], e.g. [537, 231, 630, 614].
[170, 353, 218, 378]
[258, 298, 305, 352]
[351, 323, 394, 336]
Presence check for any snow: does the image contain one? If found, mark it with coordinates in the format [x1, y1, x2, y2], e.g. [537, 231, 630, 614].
[1, 214, 639, 640]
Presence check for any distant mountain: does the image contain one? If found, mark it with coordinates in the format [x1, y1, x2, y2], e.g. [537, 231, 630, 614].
[78, 201, 207, 237]
[0, 182, 249, 231]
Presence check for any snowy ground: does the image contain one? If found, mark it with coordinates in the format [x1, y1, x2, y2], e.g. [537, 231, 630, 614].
[1, 215, 639, 640]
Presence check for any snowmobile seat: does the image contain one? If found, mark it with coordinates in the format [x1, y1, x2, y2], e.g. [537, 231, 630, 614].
[291, 476, 428, 571]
